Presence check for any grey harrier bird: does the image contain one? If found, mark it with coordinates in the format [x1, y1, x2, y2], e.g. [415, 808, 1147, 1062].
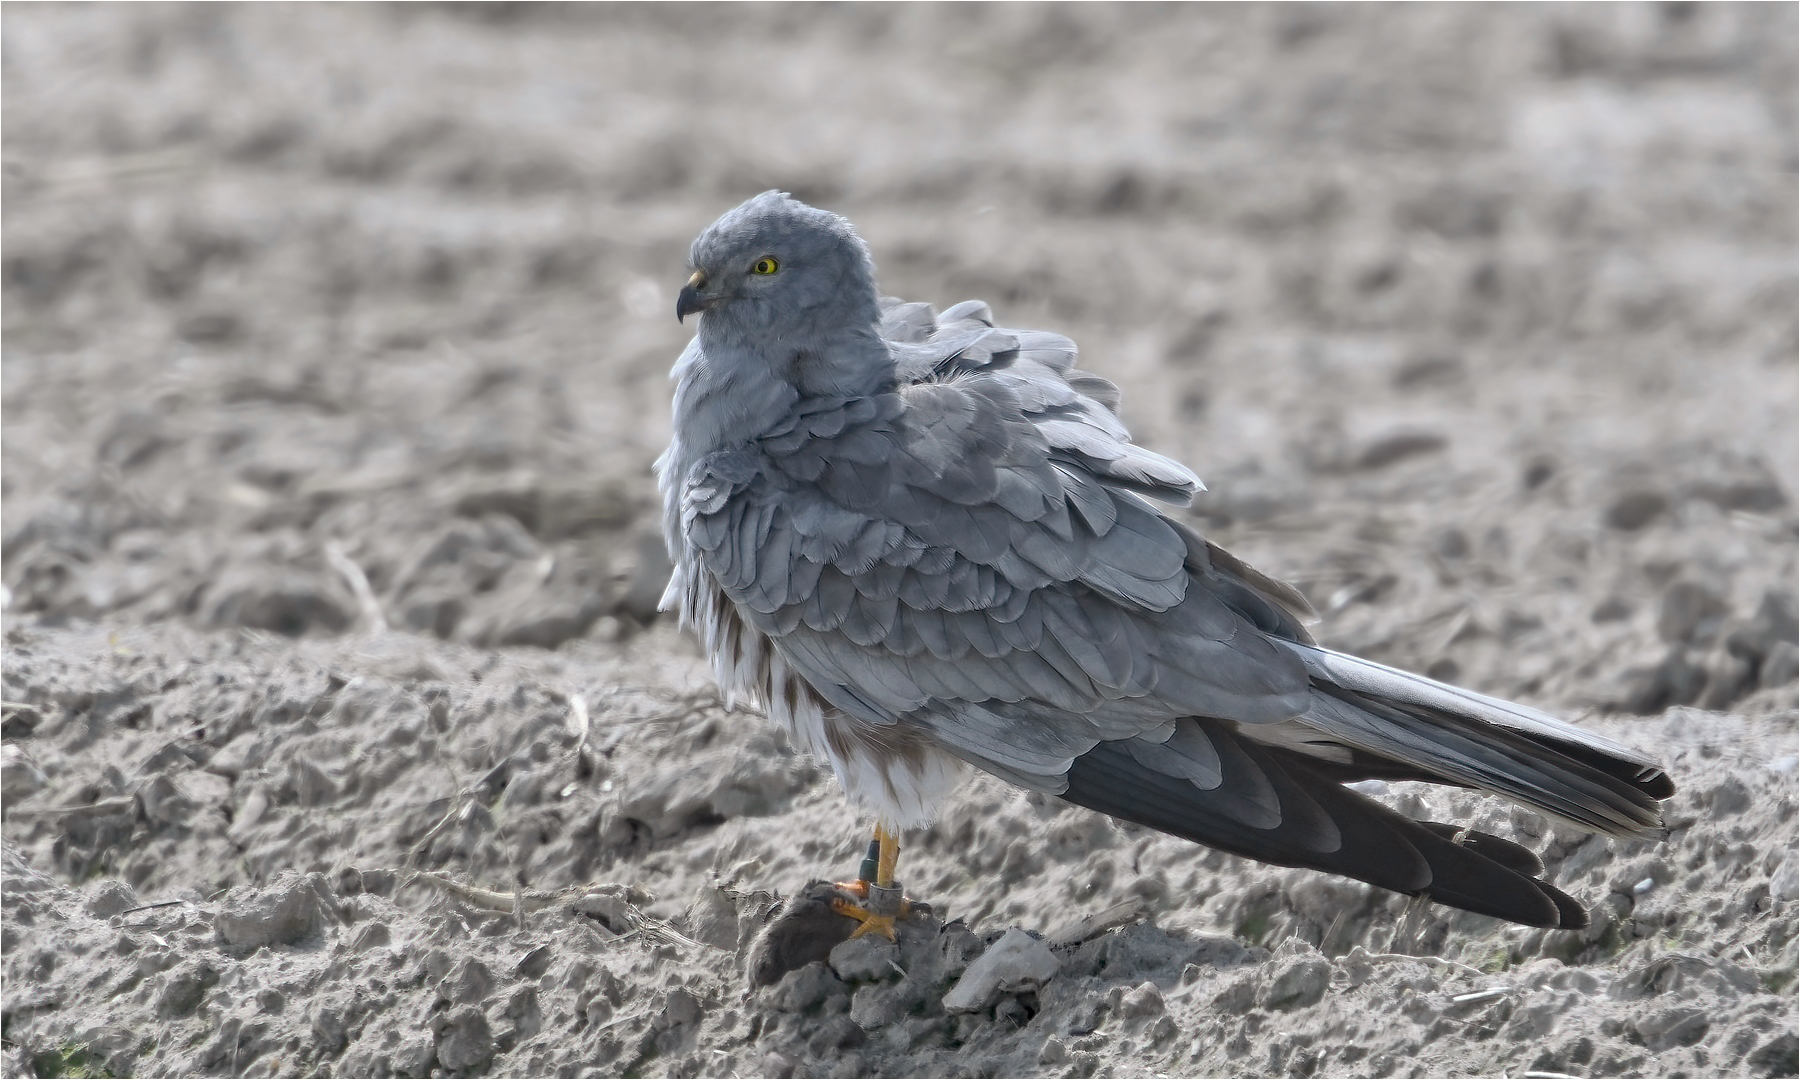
[658, 191, 1673, 939]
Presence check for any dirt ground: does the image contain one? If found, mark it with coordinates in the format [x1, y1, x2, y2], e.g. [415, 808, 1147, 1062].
[3, 4, 1797, 1078]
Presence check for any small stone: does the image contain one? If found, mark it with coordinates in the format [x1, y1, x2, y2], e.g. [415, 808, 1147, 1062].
[1748, 1033, 1800, 1078]
[1658, 581, 1729, 645]
[138, 774, 198, 826]
[1618, 649, 1708, 714]
[829, 934, 899, 983]
[937, 921, 985, 978]
[156, 961, 218, 1018]
[202, 570, 351, 636]
[84, 879, 140, 919]
[215, 871, 326, 949]
[662, 987, 702, 1028]
[1685, 454, 1787, 512]
[359, 868, 397, 897]
[1706, 777, 1754, 817]
[513, 944, 553, 980]
[1591, 596, 1634, 623]
[1769, 853, 1797, 902]
[391, 1033, 436, 1079]
[1259, 955, 1330, 1011]
[434, 1004, 495, 1073]
[1760, 641, 1799, 689]
[351, 922, 391, 952]
[943, 928, 1060, 1014]
[1697, 649, 1754, 710]
[444, 958, 493, 1004]
[994, 994, 1031, 1026]
[0, 744, 47, 798]
[1211, 977, 1257, 1014]
[1606, 490, 1667, 531]
[769, 961, 848, 1013]
[761, 1051, 797, 1079]
[399, 591, 465, 639]
[1117, 980, 1166, 1017]
[684, 885, 741, 950]
[1354, 429, 1446, 470]
[505, 986, 543, 1040]
[0, 703, 41, 739]
[1631, 1006, 1708, 1051]
[285, 758, 338, 807]
[1038, 1035, 1070, 1065]
[618, 531, 675, 624]
[807, 1014, 867, 1055]
[849, 982, 909, 1030]
[311, 1004, 347, 1053]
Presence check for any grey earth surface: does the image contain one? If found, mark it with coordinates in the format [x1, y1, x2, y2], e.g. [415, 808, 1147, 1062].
[3, 4, 1797, 1078]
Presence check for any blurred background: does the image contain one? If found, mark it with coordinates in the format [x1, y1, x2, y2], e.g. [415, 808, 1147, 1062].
[5, 3, 1795, 712]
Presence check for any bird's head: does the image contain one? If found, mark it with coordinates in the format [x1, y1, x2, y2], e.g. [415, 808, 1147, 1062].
[677, 191, 882, 348]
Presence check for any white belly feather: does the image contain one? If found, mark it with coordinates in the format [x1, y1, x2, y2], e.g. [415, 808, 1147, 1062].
[664, 559, 965, 831]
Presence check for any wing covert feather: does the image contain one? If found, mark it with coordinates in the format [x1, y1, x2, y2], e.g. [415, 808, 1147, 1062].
[680, 309, 1314, 763]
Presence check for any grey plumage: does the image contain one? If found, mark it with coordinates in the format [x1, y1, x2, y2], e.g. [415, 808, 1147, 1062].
[659, 192, 1674, 930]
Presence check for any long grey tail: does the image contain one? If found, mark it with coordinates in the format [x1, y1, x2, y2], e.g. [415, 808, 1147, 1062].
[1281, 642, 1675, 839]
[1060, 718, 1592, 928]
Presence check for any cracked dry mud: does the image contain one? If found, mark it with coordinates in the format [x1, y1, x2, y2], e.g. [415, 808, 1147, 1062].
[3, 5, 1797, 1079]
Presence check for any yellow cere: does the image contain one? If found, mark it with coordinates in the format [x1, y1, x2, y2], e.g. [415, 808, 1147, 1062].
[752, 257, 779, 275]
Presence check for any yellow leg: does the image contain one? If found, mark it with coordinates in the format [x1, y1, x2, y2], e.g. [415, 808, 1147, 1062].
[875, 824, 900, 887]
[832, 825, 912, 940]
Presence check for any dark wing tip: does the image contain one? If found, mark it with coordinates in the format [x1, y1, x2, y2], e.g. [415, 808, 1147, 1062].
[1057, 723, 1595, 931]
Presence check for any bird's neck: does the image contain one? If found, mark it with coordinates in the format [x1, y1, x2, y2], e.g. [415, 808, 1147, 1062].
[658, 325, 890, 575]
[673, 322, 892, 461]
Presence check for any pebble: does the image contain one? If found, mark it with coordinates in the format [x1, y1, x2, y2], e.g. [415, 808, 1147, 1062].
[434, 1004, 495, 1073]
[943, 929, 1060, 1014]
[1116, 981, 1166, 1018]
[1605, 489, 1667, 531]
[444, 957, 493, 1004]
[201, 570, 352, 636]
[83, 880, 140, 919]
[155, 961, 218, 1018]
[350, 922, 391, 952]
[391, 1033, 436, 1078]
[1631, 1006, 1709, 1051]
[1353, 429, 1447, 470]
[214, 872, 327, 949]
[513, 944, 553, 980]
[1769, 853, 1797, 902]
[829, 934, 900, 984]
[849, 982, 910, 1030]
[1258, 956, 1331, 1011]
[0, 744, 47, 799]
[769, 962, 848, 1014]
[1760, 641, 1799, 689]
[1658, 581, 1729, 645]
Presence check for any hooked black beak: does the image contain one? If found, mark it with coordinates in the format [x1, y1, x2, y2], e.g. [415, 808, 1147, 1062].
[676, 270, 710, 324]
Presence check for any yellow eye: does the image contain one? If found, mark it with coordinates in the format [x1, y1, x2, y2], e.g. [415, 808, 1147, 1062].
[752, 257, 779, 275]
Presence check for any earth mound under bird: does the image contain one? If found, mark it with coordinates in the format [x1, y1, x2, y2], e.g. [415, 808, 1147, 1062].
[657, 191, 1674, 939]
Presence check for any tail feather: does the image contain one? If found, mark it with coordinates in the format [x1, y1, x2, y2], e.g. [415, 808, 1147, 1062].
[1417, 821, 1544, 877]
[1060, 720, 1587, 929]
[1286, 644, 1671, 838]
[1285, 643, 1670, 788]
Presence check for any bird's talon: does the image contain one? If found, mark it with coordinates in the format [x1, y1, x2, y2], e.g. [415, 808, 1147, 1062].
[830, 897, 900, 940]
[851, 913, 898, 940]
[831, 883, 913, 940]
